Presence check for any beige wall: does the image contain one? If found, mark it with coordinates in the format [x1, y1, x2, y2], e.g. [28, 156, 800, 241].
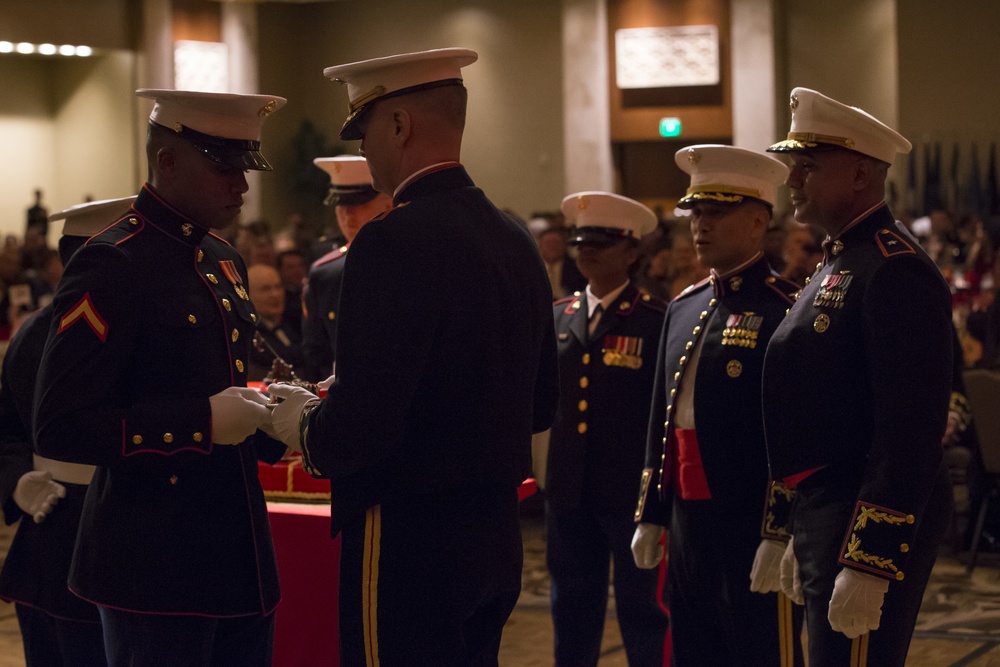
[0, 52, 137, 242]
[255, 0, 566, 227]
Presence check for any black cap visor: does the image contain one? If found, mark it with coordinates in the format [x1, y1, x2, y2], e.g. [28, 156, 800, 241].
[568, 226, 633, 248]
[325, 185, 381, 207]
[159, 122, 273, 171]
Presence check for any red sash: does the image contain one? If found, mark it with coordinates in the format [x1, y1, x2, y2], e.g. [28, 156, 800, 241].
[671, 428, 712, 500]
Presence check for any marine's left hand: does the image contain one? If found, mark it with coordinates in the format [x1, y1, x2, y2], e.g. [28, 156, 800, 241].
[827, 568, 890, 638]
[266, 383, 317, 452]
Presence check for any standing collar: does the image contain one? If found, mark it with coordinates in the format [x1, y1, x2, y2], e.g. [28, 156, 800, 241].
[709, 254, 770, 299]
[134, 184, 211, 246]
[393, 162, 470, 204]
[585, 281, 629, 318]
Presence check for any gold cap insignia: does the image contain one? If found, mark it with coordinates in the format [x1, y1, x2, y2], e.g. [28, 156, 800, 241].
[687, 149, 701, 165]
[181, 223, 193, 237]
[577, 196, 588, 210]
[259, 100, 278, 118]
[790, 93, 799, 111]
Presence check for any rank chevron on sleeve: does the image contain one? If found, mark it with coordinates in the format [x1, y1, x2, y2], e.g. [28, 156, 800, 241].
[58, 292, 109, 342]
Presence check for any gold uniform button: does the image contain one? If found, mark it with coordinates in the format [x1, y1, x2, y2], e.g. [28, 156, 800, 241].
[236, 360, 245, 373]
[132, 435, 142, 445]
[900, 543, 909, 553]
[222, 299, 231, 311]
[582, 353, 590, 365]
[685, 341, 693, 350]
[232, 329, 239, 342]
[905, 514, 915, 524]
[197, 250, 204, 262]
[193, 432, 203, 443]
[251, 313, 257, 323]
[669, 388, 676, 397]
[693, 326, 701, 335]
[709, 298, 718, 306]
[188, 314, 197, 324]
[577, 422, 587, 434]
[207, 274, 218, 284]
[673, 372, 681, 381]
[662, 437, 667, 445]
[679, 356, 687, 365]
[579, 377, 589, 388]
[895, 571, 905, 581]
[578, 400, 588, 412]
[170, 475, 178, 485]
[767, 277, 776, 284]
[700, 311, 708, 319]
[128, 217, 138, 225]
[814, 314, 830, 333]
[328, 311, 336, 321]
[163, 433, 174, 444]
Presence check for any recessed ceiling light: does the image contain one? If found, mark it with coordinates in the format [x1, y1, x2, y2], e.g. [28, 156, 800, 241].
[16, 42, 35, 54]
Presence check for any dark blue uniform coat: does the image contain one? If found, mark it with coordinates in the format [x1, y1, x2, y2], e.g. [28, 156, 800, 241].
[33, 185, 285, 617]
[635, 256, 801, 667]
[763, 205, 953, 666]
[300, 245, 347, 382]
[545, 283, 669, 666]
[299, 164, 559, 664]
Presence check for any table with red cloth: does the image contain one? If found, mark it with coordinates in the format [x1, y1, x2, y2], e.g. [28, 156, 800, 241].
[267, 502, 340, 667]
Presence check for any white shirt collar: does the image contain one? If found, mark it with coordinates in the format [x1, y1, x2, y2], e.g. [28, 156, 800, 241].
[585, 281, 629, 319]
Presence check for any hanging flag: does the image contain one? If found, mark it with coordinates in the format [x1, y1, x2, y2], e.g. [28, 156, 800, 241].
[965, 143, 983, 220]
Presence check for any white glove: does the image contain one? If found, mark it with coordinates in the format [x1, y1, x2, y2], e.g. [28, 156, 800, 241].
[14, 470, 66, 524]
[317, 374, 336, 392]
[631, 522, 665, 569]
[749, 539, 786, 593]
[266, 383, 319, 452]
[779, 536, 804, 604]
[828, 568, 889, 638]
[209, 386, 272, 445]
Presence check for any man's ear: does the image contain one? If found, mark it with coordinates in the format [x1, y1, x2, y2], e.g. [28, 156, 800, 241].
[156, 146, 177, 177]
[390, 107, 412, 147]
[852, 156, 877, 192]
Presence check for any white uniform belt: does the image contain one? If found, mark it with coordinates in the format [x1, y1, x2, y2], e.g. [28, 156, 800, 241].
[33, 454, 95, 485]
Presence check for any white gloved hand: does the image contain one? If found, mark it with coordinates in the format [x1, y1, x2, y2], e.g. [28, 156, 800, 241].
[828, 568, 890, 638]
[14, 470, 67, 524]
[749, 539, 787, 593]
[266, 383, 319, 452]
[209, 386, 272, 445]
[631, 523, 665, 569]
[779, 536, 804, 604]
[317, 374, 336, 392]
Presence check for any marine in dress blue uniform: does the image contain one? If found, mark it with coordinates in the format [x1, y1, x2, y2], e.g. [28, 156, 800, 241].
[0, 197, 134, 667]
[632, 145, 803, 666]
[301, 155, 391, 382]
[545, 191, 669, 666]
[33, 90, 288, 667]
[763, 88, 953, 667]
[268, 49, 559, 666]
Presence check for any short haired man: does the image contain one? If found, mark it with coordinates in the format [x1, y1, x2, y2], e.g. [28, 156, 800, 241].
[545, 192, 669, 665]
[33, 90, 288, 666]
[247, 262, 305, 381]
[0, 196, 134, 667]
[300, 155, 391, 381]
[268, 49, 558, 664]
[632, 145, 802, 666]
[763, 88, 953, 667]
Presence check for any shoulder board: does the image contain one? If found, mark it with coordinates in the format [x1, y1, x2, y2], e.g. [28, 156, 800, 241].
[671, 276, 712, 303]
[637, 291, 667, 312]
[312, 245, 348, 269]
[88, 212, 144, 246]
[562, 294, 584, 315]
[764, 275, 799, 305]
[875, 229, 916, 258]
[371, 200, 410, 223]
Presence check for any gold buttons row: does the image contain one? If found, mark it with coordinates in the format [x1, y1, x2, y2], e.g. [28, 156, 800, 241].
[131, 431, 204, 445]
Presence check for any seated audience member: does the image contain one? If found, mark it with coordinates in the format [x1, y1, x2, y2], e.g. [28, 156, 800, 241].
[781, 221, 825, 285]
[538, 224, 586, 300]
[247, 263, 305, 381]
[666, 221, 709, 297]
[276, 248, 307, 335]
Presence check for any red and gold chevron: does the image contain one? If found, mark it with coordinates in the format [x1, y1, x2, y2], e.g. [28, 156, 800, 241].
[57, 292, 108, 342]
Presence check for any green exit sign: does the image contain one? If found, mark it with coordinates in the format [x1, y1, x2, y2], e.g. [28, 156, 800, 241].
[659, 117, 682, 137]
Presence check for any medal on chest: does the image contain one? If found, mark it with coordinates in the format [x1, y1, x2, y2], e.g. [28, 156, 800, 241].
[602, 335, 644, 369]
[721, 312, 763, 349]
[812, 272, 853, 309]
